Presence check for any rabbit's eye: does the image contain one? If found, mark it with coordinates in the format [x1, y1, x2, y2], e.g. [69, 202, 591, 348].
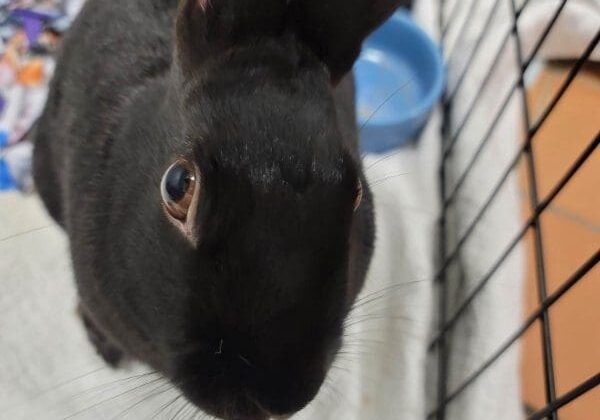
[354, 179, 363, 211]
[161, 160, 197, 221]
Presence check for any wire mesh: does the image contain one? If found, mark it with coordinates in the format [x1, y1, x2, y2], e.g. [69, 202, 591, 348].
[431, 0, 600, 419]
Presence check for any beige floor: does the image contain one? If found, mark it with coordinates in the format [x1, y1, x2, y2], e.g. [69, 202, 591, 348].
[520, 63, 600, 419]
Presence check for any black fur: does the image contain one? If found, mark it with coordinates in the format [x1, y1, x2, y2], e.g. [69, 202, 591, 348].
[33, 1, 404, 418]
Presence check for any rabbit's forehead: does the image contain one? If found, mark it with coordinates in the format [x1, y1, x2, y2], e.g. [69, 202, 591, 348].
[177, 63, 358, 189]
[183, 53, 334, 125]
[192, 138, 356, 195]
[179, 99, 355, 182]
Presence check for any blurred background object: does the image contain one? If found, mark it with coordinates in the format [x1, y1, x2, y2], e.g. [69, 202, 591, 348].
[0, 0, 83, 191]
[354, 10, 445, 153]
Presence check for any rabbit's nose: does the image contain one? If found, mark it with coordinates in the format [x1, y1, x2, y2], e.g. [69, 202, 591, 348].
[174, 332, 328, 419]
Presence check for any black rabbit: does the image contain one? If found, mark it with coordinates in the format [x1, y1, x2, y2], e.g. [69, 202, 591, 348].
[33, 1, 406, 418]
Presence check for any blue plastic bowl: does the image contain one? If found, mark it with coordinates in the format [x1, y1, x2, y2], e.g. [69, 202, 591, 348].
[354, 10, 445, 154]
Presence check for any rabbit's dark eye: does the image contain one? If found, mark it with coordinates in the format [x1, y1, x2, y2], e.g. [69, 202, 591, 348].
[354, 179, 363, 211]
[161, 160, 198, 221]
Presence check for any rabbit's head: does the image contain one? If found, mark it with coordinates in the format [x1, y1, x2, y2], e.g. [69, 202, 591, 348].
[84, 1, 404, 418]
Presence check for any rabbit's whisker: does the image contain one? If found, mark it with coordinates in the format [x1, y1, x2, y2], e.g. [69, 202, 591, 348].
[149, 393, 183, 420]
[359, 77, 417, 133]
[0, 225, 54, 243]
[62, 374, 164, 419]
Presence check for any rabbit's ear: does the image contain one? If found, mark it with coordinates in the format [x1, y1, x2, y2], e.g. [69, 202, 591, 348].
[289, 0, 406, 84]
[175, 0, 287, 74]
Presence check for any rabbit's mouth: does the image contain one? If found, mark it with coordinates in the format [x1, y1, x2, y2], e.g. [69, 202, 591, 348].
[175, 369, 323, 420]
[177, 387, 295, 420]
[171, 338, 335, 420]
